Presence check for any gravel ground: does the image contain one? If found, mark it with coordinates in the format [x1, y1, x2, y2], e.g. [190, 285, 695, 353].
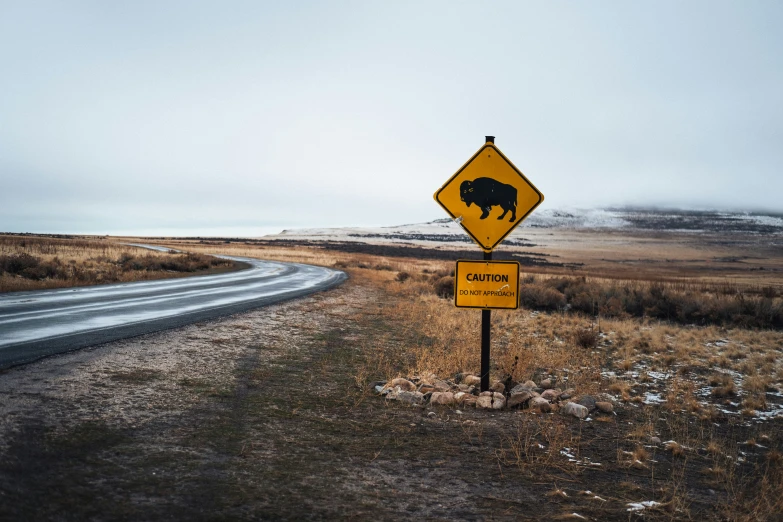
[0, 277, 779, 521]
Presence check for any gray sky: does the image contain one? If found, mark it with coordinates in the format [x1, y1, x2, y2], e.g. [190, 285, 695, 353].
[1, 1, 782, 235]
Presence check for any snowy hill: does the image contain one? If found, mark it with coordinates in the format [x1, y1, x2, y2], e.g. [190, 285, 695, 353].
[269, 208, 783, 246]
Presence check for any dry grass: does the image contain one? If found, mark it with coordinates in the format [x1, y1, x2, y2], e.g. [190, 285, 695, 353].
[519, 274, 783, 328]
[118, 237, 362, 270]
[155, 237, 783, 420]
[323, 251, 783, 520]
[0, 235, 237, 292]
[8, 232, 778, 519]
[496, 416, 577, 474]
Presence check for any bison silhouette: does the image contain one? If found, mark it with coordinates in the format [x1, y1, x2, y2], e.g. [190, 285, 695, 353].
[460, 177, 517, 222]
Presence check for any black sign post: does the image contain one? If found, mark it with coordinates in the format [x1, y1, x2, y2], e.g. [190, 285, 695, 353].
[480, 136, 495, 393]
[480, 250, 492, 392]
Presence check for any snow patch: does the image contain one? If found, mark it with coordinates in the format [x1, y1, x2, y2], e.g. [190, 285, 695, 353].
[627, 500, 662, 512]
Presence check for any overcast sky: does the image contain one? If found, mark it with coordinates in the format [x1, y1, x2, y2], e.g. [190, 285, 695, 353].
[1, 1, 782, 236]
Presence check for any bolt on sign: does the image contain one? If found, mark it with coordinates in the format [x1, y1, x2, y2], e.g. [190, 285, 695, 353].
[454, 260, 520, 310]
[433, 140, 544, 252]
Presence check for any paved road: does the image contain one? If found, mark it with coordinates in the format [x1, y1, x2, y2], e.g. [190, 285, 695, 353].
[0, 254, 347, 369]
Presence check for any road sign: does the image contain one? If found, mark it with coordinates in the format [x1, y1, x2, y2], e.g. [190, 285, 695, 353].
[454, 260, 519, 310]
[434, 140, 543, 252]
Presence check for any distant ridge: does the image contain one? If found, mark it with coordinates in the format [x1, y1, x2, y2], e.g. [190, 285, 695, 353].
[271, 208, 783, 241]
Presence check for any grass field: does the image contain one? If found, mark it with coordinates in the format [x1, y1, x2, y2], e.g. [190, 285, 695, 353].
[0, 234, 242, 292]
[1, 228, 781, 519]
[122, 229, 783, 519]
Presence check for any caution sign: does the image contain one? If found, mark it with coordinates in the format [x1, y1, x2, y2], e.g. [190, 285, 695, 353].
[454, 260, 519, 310]
[434, 140, 543, 252]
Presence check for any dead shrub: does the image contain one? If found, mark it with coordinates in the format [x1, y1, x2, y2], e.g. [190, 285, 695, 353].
[519, 284, 566, 311]
[712, 381, 737, 398]
[708, 372, 733, 387]
[665, 441, 686, 457]
[742, 394, 766, 411]
[395, 271, 411, 282]
[573, 328, 599, 349]
[632, 445, 649, 462]
[511, 275, 783, 329]
[0, 253, 41, 274]
[744, 374, 771, 393]
[433, 276, 454, 299]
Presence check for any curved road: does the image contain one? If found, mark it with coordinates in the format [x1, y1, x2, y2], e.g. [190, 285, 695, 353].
[0, 254, 347, 369]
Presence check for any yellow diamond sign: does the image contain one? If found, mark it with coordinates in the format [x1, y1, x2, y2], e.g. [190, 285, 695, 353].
[434, 140, 544, 252]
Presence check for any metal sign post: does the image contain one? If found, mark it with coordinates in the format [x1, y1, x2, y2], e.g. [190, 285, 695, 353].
[481, 251, 492, 392]
[433, 136, 543, 393]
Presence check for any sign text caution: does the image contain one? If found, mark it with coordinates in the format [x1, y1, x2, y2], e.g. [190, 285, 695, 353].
[454, 260, 520, 310]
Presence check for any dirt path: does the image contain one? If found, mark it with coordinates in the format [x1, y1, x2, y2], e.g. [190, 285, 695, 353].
[0, 277, 779, 520]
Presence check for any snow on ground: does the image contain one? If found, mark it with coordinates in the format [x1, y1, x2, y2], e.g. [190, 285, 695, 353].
[522, 208, 631, 228]
[265, 208, 783, 244]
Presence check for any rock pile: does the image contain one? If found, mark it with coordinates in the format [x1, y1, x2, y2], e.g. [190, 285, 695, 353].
[374, 373, 617, 419]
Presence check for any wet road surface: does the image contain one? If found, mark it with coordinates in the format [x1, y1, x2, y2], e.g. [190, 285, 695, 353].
[0, 254, 346, 368]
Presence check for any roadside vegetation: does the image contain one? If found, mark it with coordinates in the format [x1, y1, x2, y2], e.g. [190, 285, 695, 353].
[346, 257, 783, 520]
[0, 235, 240, 292]
[3, 234, 779, 519]
[517, 275, 783, 329]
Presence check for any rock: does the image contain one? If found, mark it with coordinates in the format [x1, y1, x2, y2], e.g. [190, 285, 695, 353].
[562, 401, 589, 419]
[530, 397, 551, 413]
[524, 380, 537, 388]
[541, 389, 562, 402]
[418, 384, 435, 394]
[463, 375, 481, 386]
[650, 436, 662, 445]
[454, 373, 464, 384]
[396, 391, 425, 405]
[595, 401, 614, 413]
[369, 380, 387, 391]
[576, 395, 597, 412]
[490, 381, 505, 394]
[540, 378, 553, 389]
[457, 384, 470, 392]
[430, 392, 455, 406]
[433, 380, 452, 392]
[510, 383, 539, 396]
[374, 385, 388, 395]
[427, 411, 437, 418]
[461, 394, 478, 407]
[387, 378, 416, 392]
[507, 390, 535, 409]
[477, 392, 506, 409]
[559, 388, 576, 400]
